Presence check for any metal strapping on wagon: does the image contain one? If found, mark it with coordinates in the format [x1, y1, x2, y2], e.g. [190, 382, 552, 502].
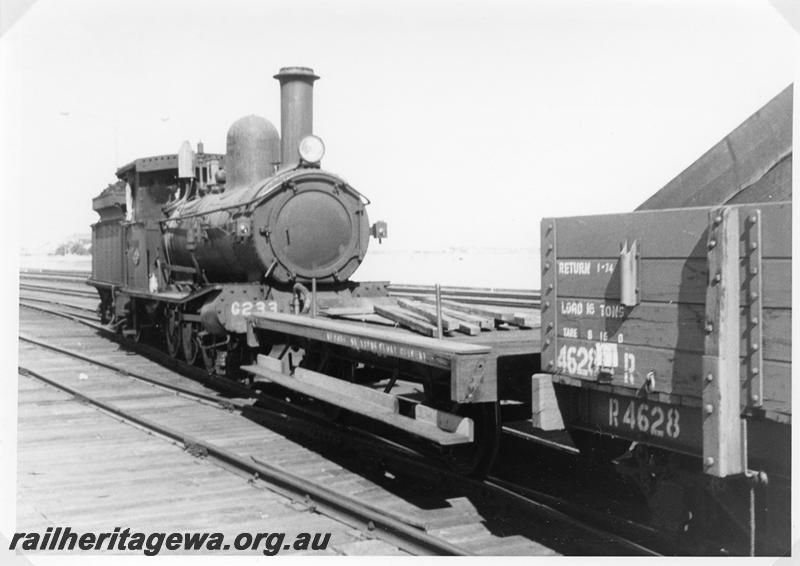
[743, 210, 764, 409]
[540, 219, 557, 372]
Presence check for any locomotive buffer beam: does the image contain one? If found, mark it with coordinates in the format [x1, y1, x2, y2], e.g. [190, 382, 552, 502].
[243, 355, 474, 445]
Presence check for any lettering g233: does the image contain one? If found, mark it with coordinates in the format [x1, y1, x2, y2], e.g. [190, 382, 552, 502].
[230, 300, 277, 316]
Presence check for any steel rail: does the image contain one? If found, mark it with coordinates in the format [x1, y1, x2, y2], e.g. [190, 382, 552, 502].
[20, 268, 543, 308]
[18, 274, 88, 284]
[386, 284, 540, 309]
[17, 362, 471, 556]
[19, 294, 97, 314]
[17, 334, 434, 535]
[19, 268, 90, 277]
[18, 333, 246, 410]
[19, 283, 97, 298]
[484, 476, 662, 556]
[388, 283, 540, 298]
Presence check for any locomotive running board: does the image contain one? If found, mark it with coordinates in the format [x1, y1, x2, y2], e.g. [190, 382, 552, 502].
[119, 285, 223, 304]
[242, 355, 474, 445]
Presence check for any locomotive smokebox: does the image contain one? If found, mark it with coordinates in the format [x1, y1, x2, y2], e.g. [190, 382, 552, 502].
[226, 115, 280, 189]
[274, 66, 319, 168]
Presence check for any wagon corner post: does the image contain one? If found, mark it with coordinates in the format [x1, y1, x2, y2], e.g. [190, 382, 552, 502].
[702, 206, 744, 478]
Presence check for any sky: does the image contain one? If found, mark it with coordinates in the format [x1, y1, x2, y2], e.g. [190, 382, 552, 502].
[0, 0, 796, 255]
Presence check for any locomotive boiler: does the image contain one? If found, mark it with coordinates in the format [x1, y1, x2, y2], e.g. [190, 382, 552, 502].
[162, 68, 372, 286]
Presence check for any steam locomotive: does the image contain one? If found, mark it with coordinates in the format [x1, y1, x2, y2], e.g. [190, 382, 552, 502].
[89, 66, 537, 475]
[91, 67, 385, 370]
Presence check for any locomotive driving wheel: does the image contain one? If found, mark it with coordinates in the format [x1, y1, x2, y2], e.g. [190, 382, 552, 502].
[181, 322, 199, 365]
[164, 306, 182, 359]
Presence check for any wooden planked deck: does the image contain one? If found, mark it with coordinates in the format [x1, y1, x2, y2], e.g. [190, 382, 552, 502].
[17, 373, 378, 555]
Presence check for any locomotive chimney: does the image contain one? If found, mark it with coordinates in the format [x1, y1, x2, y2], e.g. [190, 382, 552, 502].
[274, 66, 319, 168]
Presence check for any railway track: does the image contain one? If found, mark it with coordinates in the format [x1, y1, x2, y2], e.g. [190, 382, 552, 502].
[18, 270, 543, 309]
[20, 283, 97, 299]
[386, 284, 541, 309]
[18, 305, 560, 555]
[18, 337, 465, 555]
[17, 283, 666, 556]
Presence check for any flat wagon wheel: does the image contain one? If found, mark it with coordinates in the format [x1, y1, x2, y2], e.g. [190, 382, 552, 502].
[164, 306, 182, 359]
[437, 402, 501, 477]
[419, 376, 500, 477]
[181, 322, 199, 365]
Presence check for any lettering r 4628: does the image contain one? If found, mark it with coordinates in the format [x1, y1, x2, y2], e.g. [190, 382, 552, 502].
[608, 397, 681, 439]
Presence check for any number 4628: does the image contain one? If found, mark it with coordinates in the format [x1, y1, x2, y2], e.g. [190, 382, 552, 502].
[609, 398, 681, 439]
